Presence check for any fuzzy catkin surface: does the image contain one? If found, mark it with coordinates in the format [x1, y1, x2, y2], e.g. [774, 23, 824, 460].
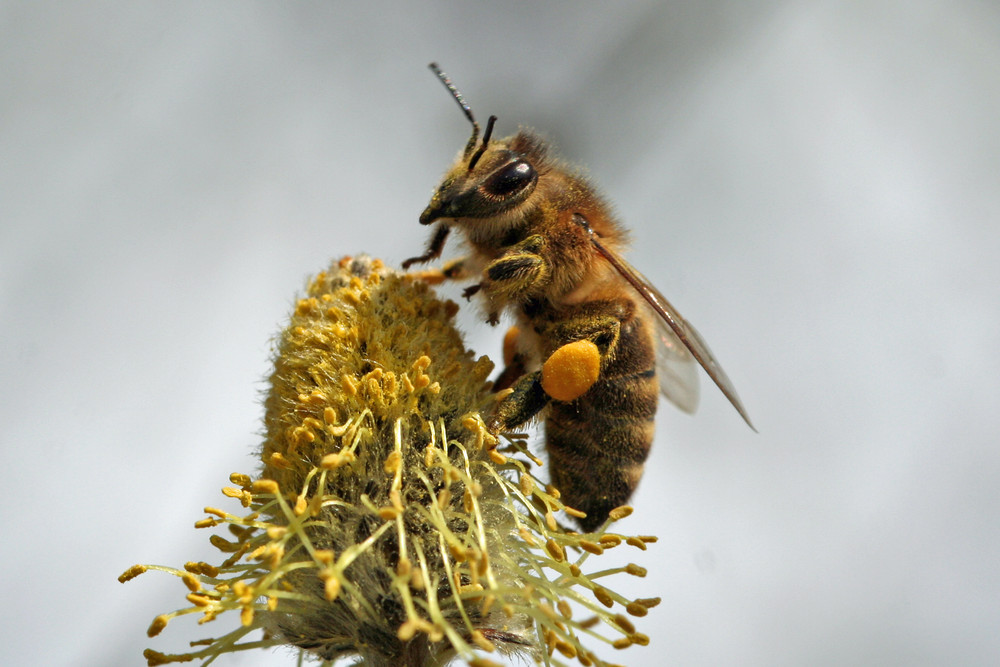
[261, 256, 494, 487]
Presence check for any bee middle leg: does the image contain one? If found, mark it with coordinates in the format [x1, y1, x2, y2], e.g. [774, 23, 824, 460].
[487, 300, 634, 433]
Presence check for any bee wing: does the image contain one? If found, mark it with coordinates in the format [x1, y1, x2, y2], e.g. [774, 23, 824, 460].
[644, 302, 700, 413]
[578, 216, 755, 431]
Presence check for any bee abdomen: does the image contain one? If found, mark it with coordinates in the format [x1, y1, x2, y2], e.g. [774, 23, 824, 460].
[545, 369, 658, 532]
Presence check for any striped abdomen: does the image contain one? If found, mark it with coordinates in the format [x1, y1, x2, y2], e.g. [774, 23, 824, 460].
[544, 310, 658, 532]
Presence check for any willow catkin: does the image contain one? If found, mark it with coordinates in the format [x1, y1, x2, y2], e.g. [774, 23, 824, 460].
[122, 256, 656, 667]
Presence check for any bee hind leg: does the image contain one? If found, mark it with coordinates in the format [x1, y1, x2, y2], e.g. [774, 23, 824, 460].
[487, 371, 549, 433]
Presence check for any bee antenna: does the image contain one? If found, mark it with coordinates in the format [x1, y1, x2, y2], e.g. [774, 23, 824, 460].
[428, 63, 481, 159]
[468, 115, 496, 171]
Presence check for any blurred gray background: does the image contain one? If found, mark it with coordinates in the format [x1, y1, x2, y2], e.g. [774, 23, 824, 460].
[3, 1, 999, 665]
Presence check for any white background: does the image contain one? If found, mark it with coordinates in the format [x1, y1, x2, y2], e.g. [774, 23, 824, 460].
[3, 2, 999, 665]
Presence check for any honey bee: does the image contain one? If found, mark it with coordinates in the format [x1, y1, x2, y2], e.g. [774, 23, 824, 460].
[404, 64, 754, 531]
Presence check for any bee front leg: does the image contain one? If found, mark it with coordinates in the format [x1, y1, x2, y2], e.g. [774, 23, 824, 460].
[402, 224, 451, 269]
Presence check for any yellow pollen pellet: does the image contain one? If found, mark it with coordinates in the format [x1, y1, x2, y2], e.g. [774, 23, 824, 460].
[240, 606, 254, 626]
[540, 339, 601, 402]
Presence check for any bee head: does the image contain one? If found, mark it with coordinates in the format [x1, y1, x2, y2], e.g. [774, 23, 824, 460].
[420, 64, 539, 227]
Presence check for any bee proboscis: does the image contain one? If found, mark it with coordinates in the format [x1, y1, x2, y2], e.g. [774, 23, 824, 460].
[404, 63, 754, 530]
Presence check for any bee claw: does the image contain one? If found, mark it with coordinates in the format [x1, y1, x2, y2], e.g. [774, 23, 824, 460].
[486, 311, 500, 326]
[485, 416, 500, 434]
[462, 284, 482, 300]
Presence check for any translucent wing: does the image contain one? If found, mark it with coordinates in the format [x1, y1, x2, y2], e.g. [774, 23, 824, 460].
[644, 302, 700, 413]
[575, 215, 756, 431]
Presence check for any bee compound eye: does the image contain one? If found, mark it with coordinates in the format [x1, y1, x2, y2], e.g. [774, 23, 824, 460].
[484, 160, 536, 198]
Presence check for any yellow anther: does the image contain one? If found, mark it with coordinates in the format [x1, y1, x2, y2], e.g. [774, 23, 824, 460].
[146, 614, 169, 637]
[608, 505, 633, 521]
[117, 564, 147, 583]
